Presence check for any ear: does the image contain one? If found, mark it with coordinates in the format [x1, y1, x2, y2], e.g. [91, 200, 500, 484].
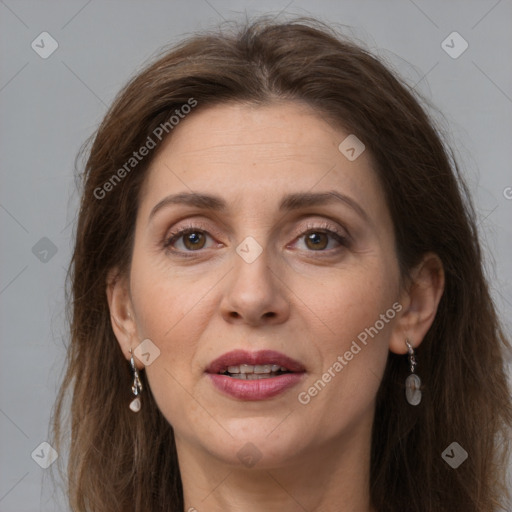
[106, 268, 144, 370]
[389, 252, 445, 354]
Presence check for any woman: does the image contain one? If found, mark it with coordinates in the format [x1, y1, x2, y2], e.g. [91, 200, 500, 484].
[51, 16, 512, 512]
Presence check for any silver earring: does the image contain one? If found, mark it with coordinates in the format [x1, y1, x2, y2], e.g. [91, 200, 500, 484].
[129, 349, 143, 412]
[405, 339, 422, 406]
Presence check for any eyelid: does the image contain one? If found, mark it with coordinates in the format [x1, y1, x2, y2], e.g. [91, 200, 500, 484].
[292, 219, 350, 241]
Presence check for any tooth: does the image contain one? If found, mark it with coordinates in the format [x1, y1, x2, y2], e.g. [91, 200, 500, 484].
[227, 366, 240, 373]
[271, 364, 281, 372]
[254, 364, 271, 374]
[228, 372, 283, 380]
[239, 364, 254, 374]
[280, 366, 288, 372]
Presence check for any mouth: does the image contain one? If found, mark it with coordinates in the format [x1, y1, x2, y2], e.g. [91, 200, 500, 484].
[206, 349, 305, 376]
[205, 349, 306, 400]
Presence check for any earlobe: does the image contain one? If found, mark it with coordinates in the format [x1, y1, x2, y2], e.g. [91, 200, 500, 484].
[106, 268, 138, 362]
[389, 252, 445, 354]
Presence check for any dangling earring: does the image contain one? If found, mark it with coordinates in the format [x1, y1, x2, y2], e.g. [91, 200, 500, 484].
[129, 349, 143, 412]
[405, 339, 422, 406]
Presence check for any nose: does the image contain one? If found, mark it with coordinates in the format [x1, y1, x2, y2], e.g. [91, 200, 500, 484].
[220, 244, 290, 327]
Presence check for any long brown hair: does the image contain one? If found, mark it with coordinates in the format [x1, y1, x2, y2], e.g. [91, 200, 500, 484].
[51, 16, 512, 512]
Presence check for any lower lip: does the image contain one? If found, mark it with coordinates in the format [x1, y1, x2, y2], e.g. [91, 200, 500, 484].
[207, 373, 305, 400]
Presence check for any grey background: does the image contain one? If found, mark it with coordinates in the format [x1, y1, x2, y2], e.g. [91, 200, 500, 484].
[1, 1, 511, 510]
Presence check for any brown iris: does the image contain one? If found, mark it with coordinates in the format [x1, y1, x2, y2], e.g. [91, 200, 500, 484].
[182, 231, 206, 250]
[305, 232, 328, 250]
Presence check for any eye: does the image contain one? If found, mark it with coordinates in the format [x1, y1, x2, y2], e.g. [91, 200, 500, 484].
[163, 226, 217, 252]
[293, 222, 350, 252]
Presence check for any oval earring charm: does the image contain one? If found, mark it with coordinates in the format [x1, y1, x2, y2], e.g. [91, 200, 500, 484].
[129, 396, 141, 412]
[405, 373, 422, 406]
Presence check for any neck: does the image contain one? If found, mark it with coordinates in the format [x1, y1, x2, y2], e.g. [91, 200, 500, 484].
[176, 414, 376, 512]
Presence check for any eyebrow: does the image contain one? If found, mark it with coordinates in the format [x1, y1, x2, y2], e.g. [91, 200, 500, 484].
[148, 190, 369, 223]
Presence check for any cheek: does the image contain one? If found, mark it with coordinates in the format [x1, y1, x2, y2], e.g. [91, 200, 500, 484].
[129, 249, 212, 341]
[128, 262, 211, 427]
[293, 260, 397, 421]
[128, 251, 223, 378]
[296, 256, 398, 349]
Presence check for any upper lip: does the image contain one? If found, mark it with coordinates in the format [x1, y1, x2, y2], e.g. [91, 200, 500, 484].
[205, 349, 306, 374]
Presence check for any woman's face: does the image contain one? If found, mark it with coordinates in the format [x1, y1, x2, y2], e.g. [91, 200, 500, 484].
[118, 101, 405, 468]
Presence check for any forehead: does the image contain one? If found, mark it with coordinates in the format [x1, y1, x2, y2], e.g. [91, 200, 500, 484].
[138, 101, 384, 220]
[151, 101, 351, 165]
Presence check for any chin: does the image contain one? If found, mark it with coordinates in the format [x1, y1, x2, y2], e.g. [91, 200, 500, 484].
[201, 418, 308, 469]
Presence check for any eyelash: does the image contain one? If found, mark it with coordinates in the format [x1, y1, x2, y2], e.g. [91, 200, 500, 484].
[162, 221, 350, 256]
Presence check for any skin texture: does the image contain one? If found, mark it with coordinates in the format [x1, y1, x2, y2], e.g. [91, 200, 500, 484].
[107, 101, 444, 512]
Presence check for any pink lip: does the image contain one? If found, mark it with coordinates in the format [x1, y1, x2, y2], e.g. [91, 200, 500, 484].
[205, 349, 306, 401]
